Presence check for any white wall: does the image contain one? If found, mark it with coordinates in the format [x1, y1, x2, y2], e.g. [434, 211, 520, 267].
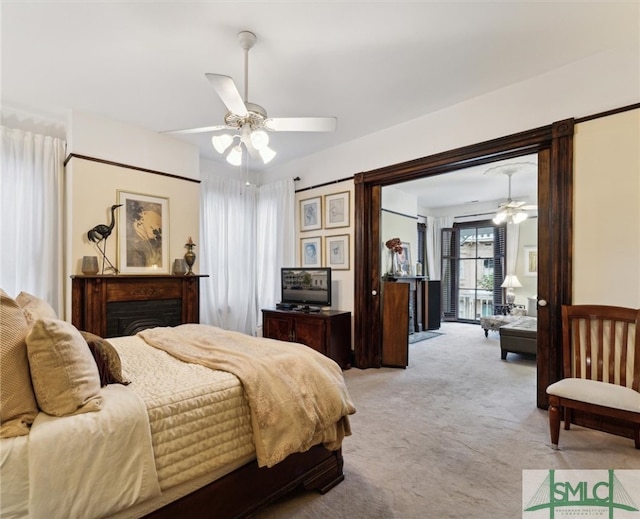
[69, 111, 200, 180]
[573, 109, 640, 307]
[262, 44, 638, 189]
[381, 186, 419, 276]
[514, 218, 538, 305]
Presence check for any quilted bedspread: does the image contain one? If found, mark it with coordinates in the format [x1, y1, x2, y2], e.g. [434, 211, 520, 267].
[109, 335, 256, 490]
[138, 324, 356, 468]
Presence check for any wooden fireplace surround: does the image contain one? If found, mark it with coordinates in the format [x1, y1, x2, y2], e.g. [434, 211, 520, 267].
[71, 274, 207, 338]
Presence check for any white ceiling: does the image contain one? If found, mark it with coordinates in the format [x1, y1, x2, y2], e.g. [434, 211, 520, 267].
[391, 156, 538, 211]
[1, 2, 636, 206]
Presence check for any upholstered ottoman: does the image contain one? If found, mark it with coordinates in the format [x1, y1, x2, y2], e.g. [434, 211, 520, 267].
[479, 315, 514, 337]
[499, 316, 537, 359]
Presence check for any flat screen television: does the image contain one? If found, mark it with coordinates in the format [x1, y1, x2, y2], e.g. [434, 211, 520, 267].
[280, 267, 332, 311]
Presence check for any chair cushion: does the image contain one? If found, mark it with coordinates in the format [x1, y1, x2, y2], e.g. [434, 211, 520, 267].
[547, 378, 640, 413]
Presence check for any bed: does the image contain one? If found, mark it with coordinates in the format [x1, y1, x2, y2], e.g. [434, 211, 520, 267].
[0, 289, 355, 519]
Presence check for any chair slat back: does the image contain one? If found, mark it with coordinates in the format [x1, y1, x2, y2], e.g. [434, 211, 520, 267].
[562, 305, 640, 391]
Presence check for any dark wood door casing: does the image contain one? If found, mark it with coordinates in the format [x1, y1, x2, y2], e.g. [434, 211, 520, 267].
[353, 119, 574, 409]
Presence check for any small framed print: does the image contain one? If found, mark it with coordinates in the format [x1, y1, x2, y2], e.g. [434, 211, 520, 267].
[300, 196, 322, 231]
[524, 246, 538, 276]
[324, 191, 350, 229]
[397, 242, 411, 274]
[301, 236, 322, 268]
[326, 234, 350, 270]
[117, 190, 169, 274]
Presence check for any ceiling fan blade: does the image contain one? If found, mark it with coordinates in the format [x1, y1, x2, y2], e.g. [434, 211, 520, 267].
[264, 117, 337, 132]
[522, 204, 538, 210]
[162, 124, 229, 135]
[205, 73, 248, 117]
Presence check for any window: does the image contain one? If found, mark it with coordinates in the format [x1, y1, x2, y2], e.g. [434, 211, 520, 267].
[441, 222, 505, 322]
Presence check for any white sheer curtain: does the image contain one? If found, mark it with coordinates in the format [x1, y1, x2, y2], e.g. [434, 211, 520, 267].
[505, 222, 520, 275]
[255, 178, 295, 327]
[199, 174, 294, 334]
[426, 215, 454, 280]
[0, 127, 65, 313]
[200, 174, 257, 333]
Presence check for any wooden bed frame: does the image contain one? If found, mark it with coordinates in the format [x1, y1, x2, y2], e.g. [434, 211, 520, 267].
[145, 445, 344, 518]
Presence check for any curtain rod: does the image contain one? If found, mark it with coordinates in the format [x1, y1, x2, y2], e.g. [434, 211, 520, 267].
[453, 211, 538, 220]
[294, 175, 354, 193]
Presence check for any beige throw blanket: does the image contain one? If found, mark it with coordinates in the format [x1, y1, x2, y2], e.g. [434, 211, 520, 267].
[138, 324, 355, 468]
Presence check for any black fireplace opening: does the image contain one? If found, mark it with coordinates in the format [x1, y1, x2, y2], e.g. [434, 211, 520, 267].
[106, 299, 182, 337]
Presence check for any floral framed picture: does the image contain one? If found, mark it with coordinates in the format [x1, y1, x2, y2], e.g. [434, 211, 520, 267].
[117, 191, 169, 274]
[300, 236, 322, 268]
[326, 234, 350, 270]
[324, 191, 350, 229]
[300, 196, 322, 231]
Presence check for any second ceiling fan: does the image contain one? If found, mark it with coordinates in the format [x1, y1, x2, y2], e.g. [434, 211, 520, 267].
[485, 162, 538, 224]
[168, 31, 337, 166]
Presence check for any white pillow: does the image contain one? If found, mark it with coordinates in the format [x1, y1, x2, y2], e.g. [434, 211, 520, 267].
[26, 318, 102, 417]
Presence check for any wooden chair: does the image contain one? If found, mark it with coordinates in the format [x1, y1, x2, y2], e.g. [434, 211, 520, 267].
[546, 304, 640, 449]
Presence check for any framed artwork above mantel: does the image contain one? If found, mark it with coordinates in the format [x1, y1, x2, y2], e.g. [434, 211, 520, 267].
[117, 191, 169, 274]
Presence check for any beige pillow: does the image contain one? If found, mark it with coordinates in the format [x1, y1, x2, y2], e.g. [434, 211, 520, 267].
[16, 291, 58, 325]
[26, 318, 102, 417]
[0, 289, 39, 437]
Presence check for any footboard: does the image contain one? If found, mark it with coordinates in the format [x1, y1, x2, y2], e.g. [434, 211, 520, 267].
[145, 445, 344, 519]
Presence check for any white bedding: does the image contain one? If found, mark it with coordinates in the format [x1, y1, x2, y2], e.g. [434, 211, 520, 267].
[0, 434, 29, 519]
[0, 384, 160, 519]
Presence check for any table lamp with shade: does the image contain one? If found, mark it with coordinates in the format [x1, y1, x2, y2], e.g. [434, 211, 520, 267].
[501, 274, 522, 304]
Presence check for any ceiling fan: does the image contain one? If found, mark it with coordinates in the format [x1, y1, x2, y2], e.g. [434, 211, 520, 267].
[165, 31, 337, 166]
[485, 162, 538, 224]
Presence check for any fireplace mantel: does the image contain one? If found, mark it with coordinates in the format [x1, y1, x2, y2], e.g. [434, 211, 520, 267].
[71, 275, 207, 338]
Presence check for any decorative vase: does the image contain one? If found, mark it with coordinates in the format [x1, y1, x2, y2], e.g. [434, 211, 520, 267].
[392, 251, 399, 276]
[173, 258, 187, 275]
[184, 237, 196, 275]
[81, 256, 99, 275]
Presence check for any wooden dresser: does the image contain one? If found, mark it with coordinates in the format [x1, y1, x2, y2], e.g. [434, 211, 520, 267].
[261, 308, 352, 369]
[71, 275, 207, 338]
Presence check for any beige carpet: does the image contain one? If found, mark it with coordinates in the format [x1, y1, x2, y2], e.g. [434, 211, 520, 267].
[253, 322, 639, 518]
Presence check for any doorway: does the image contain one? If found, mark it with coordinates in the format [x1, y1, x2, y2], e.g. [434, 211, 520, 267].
[352, 119, 574, 408]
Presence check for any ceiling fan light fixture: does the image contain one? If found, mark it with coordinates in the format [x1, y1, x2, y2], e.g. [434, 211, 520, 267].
[493, 211, 507, 225]
[259, 145, 276, 164]
[212, 134, 234, 154]
[250, 129, 269, 150]
[226, 144, 243, 166]
[168, 30, 338, 167]
[512, 211, 528, 224]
